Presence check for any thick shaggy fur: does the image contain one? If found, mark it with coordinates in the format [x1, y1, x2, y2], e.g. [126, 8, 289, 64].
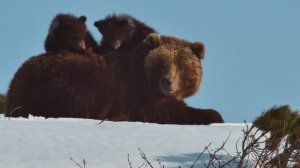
[93, 14, 157, 115]
[92, 16, 223, 124]
[93, 13, 156, 80]
[121, 34, 224, 124]
[45, 13, 98, 53]
[5, 51, 113, 119]
[6, 13, 107, 119]
[6, 13, 223, 124]
[94, 14, 156, 53]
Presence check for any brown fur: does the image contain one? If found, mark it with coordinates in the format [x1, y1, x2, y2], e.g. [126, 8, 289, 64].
[93, 14, 156, 88]
[144, 43, 202, 100]
[45, 13, 98, 53]
[125, 33, 224, 124]
[94, 14, 156, 53]
[6, 13, 223, 124]
[92, 14, 156, 118]
[6, 13, 106, 119]
[5, 51, 113, 119]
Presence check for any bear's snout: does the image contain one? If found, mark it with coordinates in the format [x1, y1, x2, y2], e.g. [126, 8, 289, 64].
[94, 21, 100, 27]
[162, 77, 172, 90]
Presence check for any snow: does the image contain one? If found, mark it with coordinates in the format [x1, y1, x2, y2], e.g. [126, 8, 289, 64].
[0, 114, 246, 168]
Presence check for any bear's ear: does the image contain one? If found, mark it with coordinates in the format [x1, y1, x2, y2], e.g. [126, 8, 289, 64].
[190, 42, 205, 59]
[79, 16, 87, 22]
[144, 33, 161, 48]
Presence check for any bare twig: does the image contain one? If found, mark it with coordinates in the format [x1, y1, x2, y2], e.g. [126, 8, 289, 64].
[83, 159, 86, 168]
[98, 119, 107, 125]
[138, 163, 146, 168]
[128, 154, 133, 168]
[7, 102, 21, 119]
[157, 159, 165, 168]
[139, 148, 154, 168]
[238, 123, 269, 168]
[70, 158, 86, 168]
[206, 132, 234, 168]
[191, 143, 211, 168]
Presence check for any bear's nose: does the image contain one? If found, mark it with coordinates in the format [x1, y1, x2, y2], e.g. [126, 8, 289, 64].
[162, 77, 172, 88]
[94, 21, 99, 27]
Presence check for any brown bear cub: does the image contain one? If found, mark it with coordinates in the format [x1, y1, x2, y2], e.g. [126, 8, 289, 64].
[125, 33, 224, 124]
[93, 14, 156, 79]
[93, 14, 157, 114]
[45, 13, 98, 53]
[94, 14, 156, 53]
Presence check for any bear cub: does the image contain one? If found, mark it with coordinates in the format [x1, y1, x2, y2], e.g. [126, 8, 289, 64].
[94, 14, 156, 54]
[45, 13, 98, 53]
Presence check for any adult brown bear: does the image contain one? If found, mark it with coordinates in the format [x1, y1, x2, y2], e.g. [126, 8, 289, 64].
[5, 14, 112, 118]
[5, 52, 113, 119]
[132, 34, 224, 124]
[106, 33, 224, 124]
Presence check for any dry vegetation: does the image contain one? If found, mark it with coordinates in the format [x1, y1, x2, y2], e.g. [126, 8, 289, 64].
[129, 105, 300, 168]
[0, 93, 5, 114]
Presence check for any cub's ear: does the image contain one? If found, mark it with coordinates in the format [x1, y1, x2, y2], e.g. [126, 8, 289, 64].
[143, 33, 161, 48]
[79, 16, 87, 22]
[190, 42, 205, 59]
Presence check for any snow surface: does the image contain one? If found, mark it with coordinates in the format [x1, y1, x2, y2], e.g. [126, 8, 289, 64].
[0, 114, 247, 168]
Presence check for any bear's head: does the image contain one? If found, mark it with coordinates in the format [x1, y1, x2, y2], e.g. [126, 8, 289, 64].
[94, 14, 155, 50]
[45, 14, 90, 53]
[139, 33, 205, 101]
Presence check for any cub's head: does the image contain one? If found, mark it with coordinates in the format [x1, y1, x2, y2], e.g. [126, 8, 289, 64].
[142, 33, 205, 100]
[94, 14, 155, 50]
[45, 14, 89, 53]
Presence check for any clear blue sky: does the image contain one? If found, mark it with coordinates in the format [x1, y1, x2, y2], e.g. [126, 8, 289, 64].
[1, 1, 300, 122]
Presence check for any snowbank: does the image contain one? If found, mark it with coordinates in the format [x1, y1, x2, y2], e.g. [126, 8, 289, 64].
[0, 115, 245, 168]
